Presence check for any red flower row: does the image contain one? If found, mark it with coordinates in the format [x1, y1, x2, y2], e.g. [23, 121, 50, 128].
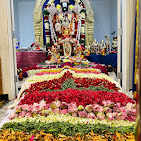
[20, 88, 135, 107]
[25, 71, 119, 94]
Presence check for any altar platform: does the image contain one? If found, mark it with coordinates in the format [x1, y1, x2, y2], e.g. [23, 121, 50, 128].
[87, 54, 117, 68]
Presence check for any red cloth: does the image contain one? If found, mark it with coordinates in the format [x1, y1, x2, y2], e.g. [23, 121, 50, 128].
[16, 51, 46, 69]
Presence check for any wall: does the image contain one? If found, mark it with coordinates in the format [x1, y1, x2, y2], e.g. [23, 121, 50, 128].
[13, 0, 20, 42]
[13, 0, 36, 47]
[91, 0, 117, 42]
[18, 1, 36, 47]
[91, 0, 110, 42]
[110, 0, 117, 42]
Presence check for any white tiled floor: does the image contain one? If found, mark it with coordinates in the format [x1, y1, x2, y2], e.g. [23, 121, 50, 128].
[0, 100, 14, 123]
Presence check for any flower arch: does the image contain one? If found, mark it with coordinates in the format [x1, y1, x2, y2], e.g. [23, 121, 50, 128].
[33, 0, 94, 47]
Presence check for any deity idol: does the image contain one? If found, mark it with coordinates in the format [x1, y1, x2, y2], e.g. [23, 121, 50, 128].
[46, 0, 89, 61]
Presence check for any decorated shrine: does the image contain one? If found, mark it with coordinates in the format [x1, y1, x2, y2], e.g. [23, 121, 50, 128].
[0, 0, 139, 141]
[33, 0, 94, 61]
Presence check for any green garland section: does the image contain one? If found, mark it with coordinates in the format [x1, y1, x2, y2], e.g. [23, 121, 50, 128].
[1, 121, 135, 137]
[40, 79, 112, 92]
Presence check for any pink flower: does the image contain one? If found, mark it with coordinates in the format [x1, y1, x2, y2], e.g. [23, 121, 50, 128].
[97, 112, 105, 120]
[9, 113, 18, 120]
[50, 100, 61, 109]
[60, 109, 68, 114]
[85, 105, 93, 113]
[72, 112, 77, 117]
[102, 100, 114, 107]
[60, 102, 68, 109]
[116, 115, 126, 120]
[21, 104, 28, 111]
[27, 105, 32, 112]
[87, 112, 96, 119]
[112, 112, 118, 117]
[44, 104, 50, 110]
[18, 111, 26, 118]
[68, 103, 78, 113]
[126, 109, 132, 115]
[25, 112, 32, 118]
[127, 115, 136, 121]
[39, 100, 46, 110]
[15, 106, 22, 112]
[131, 109, 136, 116]
[107, 113, 114, 120]
[113, 103, 121, 111]
[120, 107, 127, 114]
[78, 110, 88, 118]
[93, 105, 103, 113]
[32, 104, 40, 113]
[33, 103, 39, 107]
[52, 108, 60, 114]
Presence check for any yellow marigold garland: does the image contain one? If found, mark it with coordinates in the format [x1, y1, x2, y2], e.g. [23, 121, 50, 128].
[0, 129, 135, 141]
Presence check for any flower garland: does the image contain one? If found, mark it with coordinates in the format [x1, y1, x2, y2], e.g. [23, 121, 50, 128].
[9, 114, 135, 127]
[19, 89, 135, 107]
[0, 130, 135, 141]
[24, 72, 120, 94]
[2, 120, 135, 136]
[11, 100, 136, 121]
[26, 69, 120, 90]
[76, 13, 81, 41]
[49, 14, 57, 44]
[27, 67, 101, 76]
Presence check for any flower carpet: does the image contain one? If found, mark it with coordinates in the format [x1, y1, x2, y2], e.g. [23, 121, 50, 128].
[0, 63, 136, 141]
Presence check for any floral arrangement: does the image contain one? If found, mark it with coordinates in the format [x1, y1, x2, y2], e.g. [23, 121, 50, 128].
[26, 70, 119, 89]
[0, 129, 135, 141]
[24, 71, 120, 94]
[10, 99, 136, 122]
[21, 62, 108, 75]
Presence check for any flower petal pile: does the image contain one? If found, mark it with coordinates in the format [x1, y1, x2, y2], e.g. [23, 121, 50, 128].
[0, 63, 136, 141]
